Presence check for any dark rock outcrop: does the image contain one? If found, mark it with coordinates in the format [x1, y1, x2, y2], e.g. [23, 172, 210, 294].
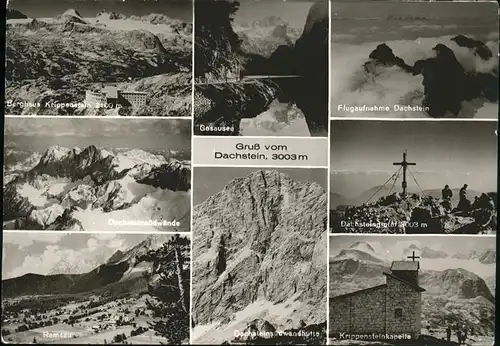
[268, 1, 329, 135]
[451, 34, 493, 60]
[364, 38, 498, 118]
[194, 80, 280, 135]
[6, 9, 28, 20]
[136, 162, 191, 191]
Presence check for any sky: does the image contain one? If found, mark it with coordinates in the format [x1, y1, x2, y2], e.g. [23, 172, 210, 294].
[328, 235, 496, 277]
[331, 1, 498, 21]
[330, 120, 497, 196]
[2, 233, 173, 279]
[232, 0, 316, 29]
[8, 0, 193, 21]
[4, 118, 191, 153]
[193, 167, 327, 205]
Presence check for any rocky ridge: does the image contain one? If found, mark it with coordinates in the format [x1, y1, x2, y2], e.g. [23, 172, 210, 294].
[330, 191, 497, 234]
[363, 37, 498, 118]
[3, 145, 191, 231]
[193, 170, 327, 344]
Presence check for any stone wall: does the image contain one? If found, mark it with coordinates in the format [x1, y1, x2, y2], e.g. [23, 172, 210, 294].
[385, 276, 421, 338]
[329, 286, 386, 335]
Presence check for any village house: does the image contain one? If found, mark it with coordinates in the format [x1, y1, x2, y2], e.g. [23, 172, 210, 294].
[329, 253, 425, 340]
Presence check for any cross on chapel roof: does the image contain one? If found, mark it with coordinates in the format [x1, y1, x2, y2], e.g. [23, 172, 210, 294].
[407, 251, 420, 261]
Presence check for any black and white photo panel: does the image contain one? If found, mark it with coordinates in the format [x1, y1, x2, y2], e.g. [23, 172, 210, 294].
[191, 167, 328, 344]
[330, 1, 499, 119]
[3, 117, 192, 232]
[329, 120, 498, 234]
[194, 0, 329, 137]
[328, 235, 496, 346]
[1, 232, 191, 345]
[5, 0, 193, 117]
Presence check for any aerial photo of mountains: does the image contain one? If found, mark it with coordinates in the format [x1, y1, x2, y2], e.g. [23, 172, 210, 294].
[329, 120, 497, 234]
[331, 1, 498, 118]
[329, 236, 496, 346]
[5, 0, 192, 116]
[3, 118, 191, 232]
[1, 233, 191, 344]
[192, 167, 328, 344]
[194, 0, 328, 137]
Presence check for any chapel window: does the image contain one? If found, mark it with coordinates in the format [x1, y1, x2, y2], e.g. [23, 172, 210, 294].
[394, 308, 403, 318]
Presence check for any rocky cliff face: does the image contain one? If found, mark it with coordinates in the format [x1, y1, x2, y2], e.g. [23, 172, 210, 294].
[420, 269, 495, 303]
[3, 145, 191, 231]
[193, 170, 327, 343]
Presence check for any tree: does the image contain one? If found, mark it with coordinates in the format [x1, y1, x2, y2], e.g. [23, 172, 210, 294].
[194, 1, 242, 79]
[142, 234, 190, 344]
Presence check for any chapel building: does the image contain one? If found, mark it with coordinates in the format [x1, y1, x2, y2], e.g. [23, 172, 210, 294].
[329, 260, 425, 340]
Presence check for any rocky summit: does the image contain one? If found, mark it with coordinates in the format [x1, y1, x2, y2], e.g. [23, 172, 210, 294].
[5, 9, 192, 116]
[192, 170, 327, 344]
[3, 145, 191, 231]
[330, 192, 497, 234]
[363, 37, 498, 118]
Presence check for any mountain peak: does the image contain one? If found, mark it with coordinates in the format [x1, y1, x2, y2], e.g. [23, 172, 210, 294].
[193, 169, 327, 332]
[40, 145, 73, 164]
[349, 241, 375, 253]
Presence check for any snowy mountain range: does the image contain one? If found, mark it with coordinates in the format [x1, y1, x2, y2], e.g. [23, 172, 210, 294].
[333, 241, 496, 271]
[2, 234, 177, 298]
[3, 145, 191, 231]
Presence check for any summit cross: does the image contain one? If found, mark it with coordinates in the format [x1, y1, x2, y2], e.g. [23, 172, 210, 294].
[407, 251, 420, 262]
[393, 150, 416, 197]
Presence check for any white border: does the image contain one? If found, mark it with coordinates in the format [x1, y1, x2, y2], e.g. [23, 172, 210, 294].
[189, 0, 195, 343]
[326, 0, 332, 342]
[3, 115, 191, 120]
[1, 230, 191, 235]
[192, 164, 329, 169]
[328, 233, 497, 238]
[192, 135, 330, 139]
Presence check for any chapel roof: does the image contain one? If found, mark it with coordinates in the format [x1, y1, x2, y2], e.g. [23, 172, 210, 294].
[391, 261, 419, 271]
[330, 284, 387, 300]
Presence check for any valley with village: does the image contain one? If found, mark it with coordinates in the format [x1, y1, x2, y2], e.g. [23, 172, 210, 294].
[2, 293, 166, 344]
